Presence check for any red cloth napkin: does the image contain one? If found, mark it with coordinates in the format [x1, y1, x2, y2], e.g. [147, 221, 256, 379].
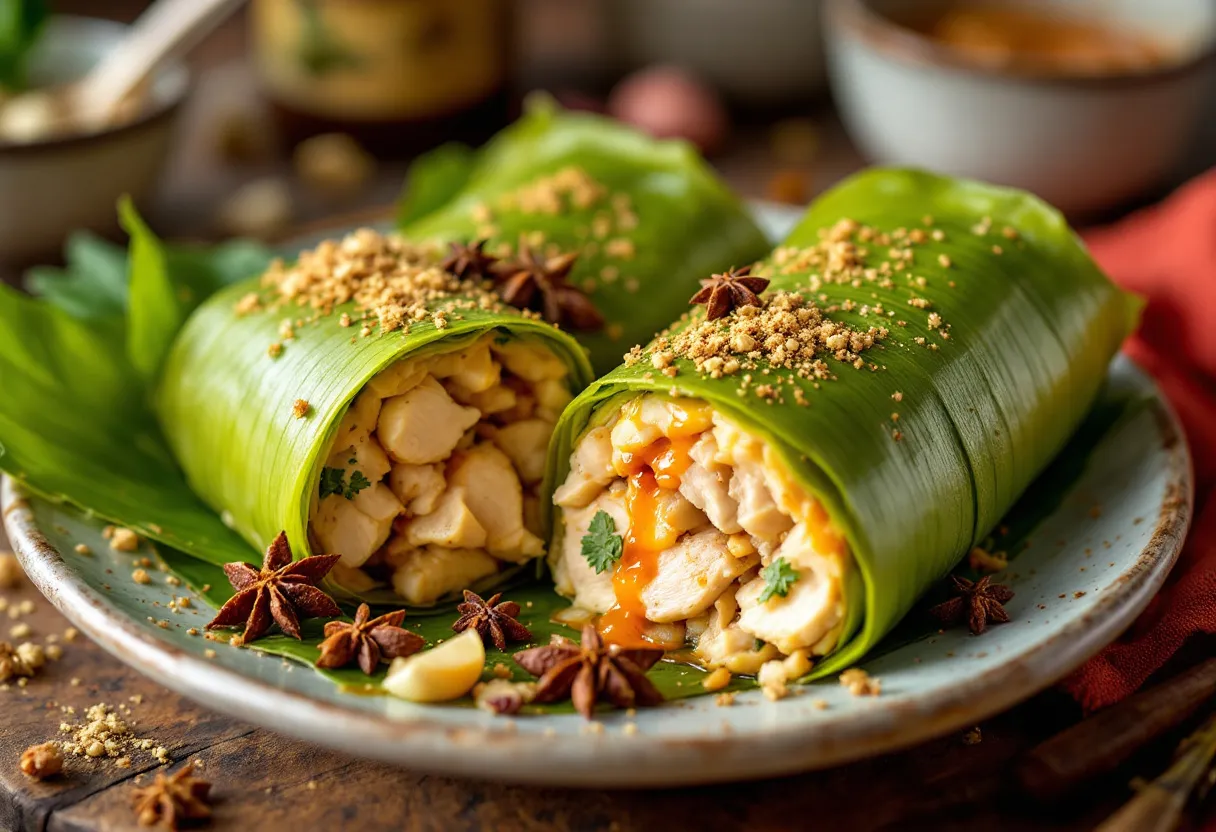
[1061, 169, 1216, 712]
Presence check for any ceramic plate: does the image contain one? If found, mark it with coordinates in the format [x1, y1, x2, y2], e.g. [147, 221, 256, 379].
[1, 206, 1193, 787]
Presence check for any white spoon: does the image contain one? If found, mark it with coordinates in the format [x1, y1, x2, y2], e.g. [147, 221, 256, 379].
[0, 0, 246, 143]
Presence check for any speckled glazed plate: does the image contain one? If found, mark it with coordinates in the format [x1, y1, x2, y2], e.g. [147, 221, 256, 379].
[1, 205, 1193, 787]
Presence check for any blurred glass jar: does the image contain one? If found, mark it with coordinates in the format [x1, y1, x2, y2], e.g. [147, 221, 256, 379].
[252, 0, 510, 156]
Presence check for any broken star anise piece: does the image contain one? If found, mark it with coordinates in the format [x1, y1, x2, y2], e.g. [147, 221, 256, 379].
[440, 239, 497, 280]
[130, 762, 212, 830]
[689, 265, 770, 320]
[452, 589, 532, 651]
[514, 624, 665, 719]
[928, 575, 1015, 635]
[205, 531, 341, 643]
[317, 603, 425, 675]
[491, 239, 604, 331]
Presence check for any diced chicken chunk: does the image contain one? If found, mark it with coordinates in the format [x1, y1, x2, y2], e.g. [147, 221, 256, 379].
[640, 529, 758, 622]
[736, 524, 844, 655]
[378, 376, 480, 464]
[448, 443, 544, 561]
[313, 493, 395, 568]
[679, 433, 741, 534]
[405, 487, 487, 549]
[365, 363, 427, 399]
[553, 426, 616, 508]
[552, 485, 626, 613]
[694, 584, 778, 674]
[428, 343, 500, 393]
[328, 436, 392, 482]
[351, 482, 403, 523]
[729, 460, 794, 541]
[533, 379, 573, 422]
[334, 390, 382, 448]
[387, 542, 499, 606]
[650, 488, 710, 549]
[492, 340, 568, 382]
[388, 463, 446, 515]
[492, 419, 552, 485]
[447, 382, 517, 415]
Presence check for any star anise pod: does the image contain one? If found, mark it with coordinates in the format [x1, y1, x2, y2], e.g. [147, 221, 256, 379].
[452, 589, 532, 651]
[440, 239, 497, 280]
[689, 265, 770, 320]
[316, 603, 425, 675]
[130, 763, 212, 830]
[514, 624, 665, 719]
[928, 575, 1015, 635]
[491, 239, 604, 331]
[205, 531, 341, 643]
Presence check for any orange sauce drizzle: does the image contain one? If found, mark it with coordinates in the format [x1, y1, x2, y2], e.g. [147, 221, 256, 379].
[597, 433, 699, 649]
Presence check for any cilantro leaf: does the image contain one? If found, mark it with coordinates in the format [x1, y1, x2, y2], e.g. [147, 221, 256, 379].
[758, 557, 800, 603]
[318, 467, 346, 500]
[345, 470, 372, 499]
[581, 510, 623, 574]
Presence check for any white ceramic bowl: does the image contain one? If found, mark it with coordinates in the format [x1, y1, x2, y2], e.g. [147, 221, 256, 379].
[0, 16, 190, 265]
[825, 0, 1216, 216]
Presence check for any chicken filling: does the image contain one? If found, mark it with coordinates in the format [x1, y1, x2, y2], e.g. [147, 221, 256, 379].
[310, 334, 571, 605]
[552, 394, 849, 675]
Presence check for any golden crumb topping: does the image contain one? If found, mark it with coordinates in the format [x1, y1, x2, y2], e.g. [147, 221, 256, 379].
[254, 229, 524, 339]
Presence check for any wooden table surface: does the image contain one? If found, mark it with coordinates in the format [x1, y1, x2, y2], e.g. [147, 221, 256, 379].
[5, 5, 1216, 830]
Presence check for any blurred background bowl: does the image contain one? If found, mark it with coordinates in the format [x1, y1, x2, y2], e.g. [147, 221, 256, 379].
[0, 16, 189, 265]
[825, 0, 1216, 216]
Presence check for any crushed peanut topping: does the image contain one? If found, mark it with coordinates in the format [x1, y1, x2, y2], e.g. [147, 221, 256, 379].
[255, 229, 519, 338]
[57, 703, 168, 764]
[109, 528, 140, 553]
[840, 668, 881, 697]
[630, 290, 885, 400]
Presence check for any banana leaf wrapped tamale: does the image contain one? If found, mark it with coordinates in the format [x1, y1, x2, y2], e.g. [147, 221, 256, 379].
[154, 105, 769, 606]
[397, 99, 772, 376]
[545, 169, 1139, 677]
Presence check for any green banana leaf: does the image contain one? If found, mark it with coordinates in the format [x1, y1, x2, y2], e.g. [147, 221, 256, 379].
[0, 202, 274, 575]
[0, 0, 47, 92]
[398, 97, 772, 376]
[546, 168, 1140, 678]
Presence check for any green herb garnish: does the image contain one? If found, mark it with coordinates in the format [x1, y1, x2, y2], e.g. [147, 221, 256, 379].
[581, 510, 623, 574]
[758, 558, 799, 603]
[319, 467, 346, 499]
[319, 467, 372, 500]
[345, 470, 371, 498]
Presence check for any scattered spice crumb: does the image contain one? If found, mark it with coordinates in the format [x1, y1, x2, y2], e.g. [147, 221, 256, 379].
[10, 623, 31, 639]
[811, 699, 829, 710]
[1074, 591, 1086, 599]
[109, 528, 140, 553]
[963, 727, 983, 746]
[20, 743, 63, 780]
[715, 692, 736, 707]
[967, 547, 1008, 574]
[131, 569, 151, 585]
[73, 544, 92, 556]
[292, 399, 311, 419]
[840, 668, 881, 697]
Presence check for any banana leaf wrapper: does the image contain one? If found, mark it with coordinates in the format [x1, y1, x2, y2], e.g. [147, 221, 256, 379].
[545, 169, 1140, 676]
[398, 98, 772, 376]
